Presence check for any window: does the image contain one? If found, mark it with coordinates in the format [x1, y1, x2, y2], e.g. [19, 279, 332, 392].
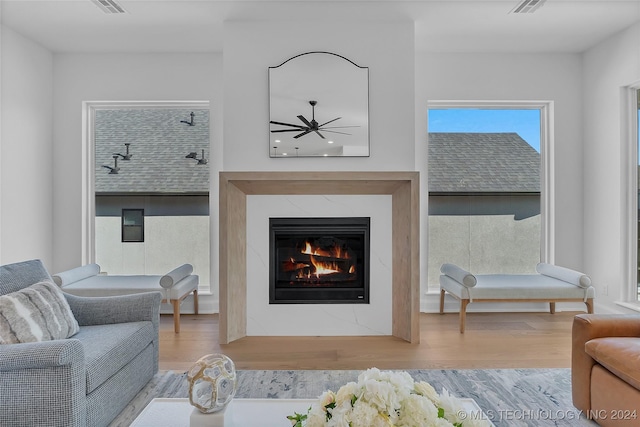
[637, 88, 640, 300]
[622, 87, 640, 304]
[85, 102, 211, 289]
[122, 209, 144, 242]
[426, 102, 551, 288]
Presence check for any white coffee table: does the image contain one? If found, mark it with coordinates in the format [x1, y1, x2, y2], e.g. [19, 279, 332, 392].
[130, 398, 315, 427]
[131, 397, 493, 427]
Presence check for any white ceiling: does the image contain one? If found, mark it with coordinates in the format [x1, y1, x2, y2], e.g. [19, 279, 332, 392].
[1, 0, 639, 54]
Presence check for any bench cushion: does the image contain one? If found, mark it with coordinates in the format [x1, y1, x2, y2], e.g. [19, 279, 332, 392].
[160, 264, 193, 289]
[536, 262, 592, 288]
[54, 264, 198, 301]
[52, 264, 100, 287]
[60, 274, 198, 301]
[440, 273, 595, 301]
[440, 263, 477, 287]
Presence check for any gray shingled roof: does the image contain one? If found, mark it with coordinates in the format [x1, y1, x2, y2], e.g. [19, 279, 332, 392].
[95, 109, 209, 194]
[428, 133, 540, 193]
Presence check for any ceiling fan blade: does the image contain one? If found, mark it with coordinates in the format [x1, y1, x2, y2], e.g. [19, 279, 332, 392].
[270, 120, 306, 129]
[294, 129, 313, 139]
[314, 130, 326, 139]
[271, 129, 310, 133]
[321, 130, 352, 136]
[297, 115, 312, 127]
[320, 125, 361, 129]
[318, 117, 341, 127]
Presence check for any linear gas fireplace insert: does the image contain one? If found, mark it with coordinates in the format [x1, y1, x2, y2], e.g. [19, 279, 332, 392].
[269, 217, 370, 304]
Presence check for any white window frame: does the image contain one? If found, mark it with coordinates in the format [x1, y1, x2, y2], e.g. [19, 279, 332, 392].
[622, 85, 640, 303]
[81, 100, 210, 265]
[425, 100, 555, 267]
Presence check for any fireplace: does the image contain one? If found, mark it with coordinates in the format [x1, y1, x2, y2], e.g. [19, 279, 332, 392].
[269, 217, 370, 304]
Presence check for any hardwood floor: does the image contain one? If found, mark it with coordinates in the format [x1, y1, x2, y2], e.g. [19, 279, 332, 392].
[158, 311, 580, 372]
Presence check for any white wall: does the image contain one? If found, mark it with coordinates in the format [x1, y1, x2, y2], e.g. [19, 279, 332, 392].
[9, 16, 636, 317]
[415, 52, 586, 311]
[51, 53, 222, 282]
[583, 23, 640, 313]
[0, 26, 53, 267]
[222, 21, 415, 171]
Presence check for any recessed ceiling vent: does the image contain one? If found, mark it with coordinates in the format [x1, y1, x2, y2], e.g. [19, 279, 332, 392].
[91, 0, 127, 14]
[510, 0, 546, 14]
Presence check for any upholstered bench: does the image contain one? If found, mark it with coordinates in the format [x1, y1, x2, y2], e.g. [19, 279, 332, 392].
[439, 263, 595, 333]
[53, 263, 199, 333]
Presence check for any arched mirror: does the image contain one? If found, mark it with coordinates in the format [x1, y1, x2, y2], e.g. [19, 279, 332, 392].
[269, 52, 369, 157]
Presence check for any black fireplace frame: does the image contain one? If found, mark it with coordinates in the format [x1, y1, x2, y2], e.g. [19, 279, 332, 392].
[269, 217, 370, 304]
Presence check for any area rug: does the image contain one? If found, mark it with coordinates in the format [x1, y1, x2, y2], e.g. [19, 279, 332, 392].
[109, 369, 598, 427]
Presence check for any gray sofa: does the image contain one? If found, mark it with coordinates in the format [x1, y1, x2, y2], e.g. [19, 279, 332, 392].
[0, 259, 161, 427]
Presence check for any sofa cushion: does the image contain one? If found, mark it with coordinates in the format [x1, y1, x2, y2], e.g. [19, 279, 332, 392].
[585, 337, 640, 391]
[0, 281, 80, 344]
[0, 259, 54, 295]
[73, 321, 155, 393]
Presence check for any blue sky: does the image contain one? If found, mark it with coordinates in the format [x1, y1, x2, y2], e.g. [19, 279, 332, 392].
[428, 109, 541, 153]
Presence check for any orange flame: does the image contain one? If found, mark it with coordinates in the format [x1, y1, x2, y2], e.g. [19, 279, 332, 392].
[296, 241, 355, 277]
[309, 255, 340, 277]
[301, 241, 350, 259]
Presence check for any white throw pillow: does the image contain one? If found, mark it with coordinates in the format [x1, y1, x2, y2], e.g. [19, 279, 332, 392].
[535, 263, 592, 288]
[52, 263, 100, 287]
[160, 264, 194, 289]
[440, 263, 477, 288]
[0, 281, 80, 344]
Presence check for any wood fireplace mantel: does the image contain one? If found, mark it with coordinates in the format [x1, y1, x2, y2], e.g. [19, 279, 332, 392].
[219, 171, 420, 344]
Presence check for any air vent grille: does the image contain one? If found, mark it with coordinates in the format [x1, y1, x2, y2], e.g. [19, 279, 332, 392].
[511, 0, 546, 14]
[91, 0, 127, 14]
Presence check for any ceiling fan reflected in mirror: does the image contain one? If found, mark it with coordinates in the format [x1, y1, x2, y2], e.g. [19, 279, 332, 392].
[270, 100, 359, 139]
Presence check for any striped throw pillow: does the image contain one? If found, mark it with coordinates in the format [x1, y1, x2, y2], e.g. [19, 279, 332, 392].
[0, 281, 80, 344]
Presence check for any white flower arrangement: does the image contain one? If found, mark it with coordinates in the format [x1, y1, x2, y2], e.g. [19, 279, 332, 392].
[287, 368, 491, 427]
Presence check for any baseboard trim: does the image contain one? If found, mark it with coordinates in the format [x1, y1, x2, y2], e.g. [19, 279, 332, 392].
[169, 292, 596, 316]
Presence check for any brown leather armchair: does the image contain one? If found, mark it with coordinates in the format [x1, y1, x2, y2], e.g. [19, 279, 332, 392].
[572, 314, 640, 426]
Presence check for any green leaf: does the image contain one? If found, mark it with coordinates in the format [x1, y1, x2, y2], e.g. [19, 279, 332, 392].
[438, 407, 445, 418]
[286, 412, 307, 427]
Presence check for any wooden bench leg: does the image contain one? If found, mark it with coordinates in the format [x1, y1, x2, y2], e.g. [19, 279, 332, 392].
[172, 300, 181, 333]
[585, 298, 594, 314]
[439, 289, 446, 314]
[460, 299, 469, 333]
[193, 289, 199, 315]
[549, 302, 556, 314]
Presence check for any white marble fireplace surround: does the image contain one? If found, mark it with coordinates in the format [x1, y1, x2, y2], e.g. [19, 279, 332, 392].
[219, 171, 420, 344]
[246, 195, 392, 336]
